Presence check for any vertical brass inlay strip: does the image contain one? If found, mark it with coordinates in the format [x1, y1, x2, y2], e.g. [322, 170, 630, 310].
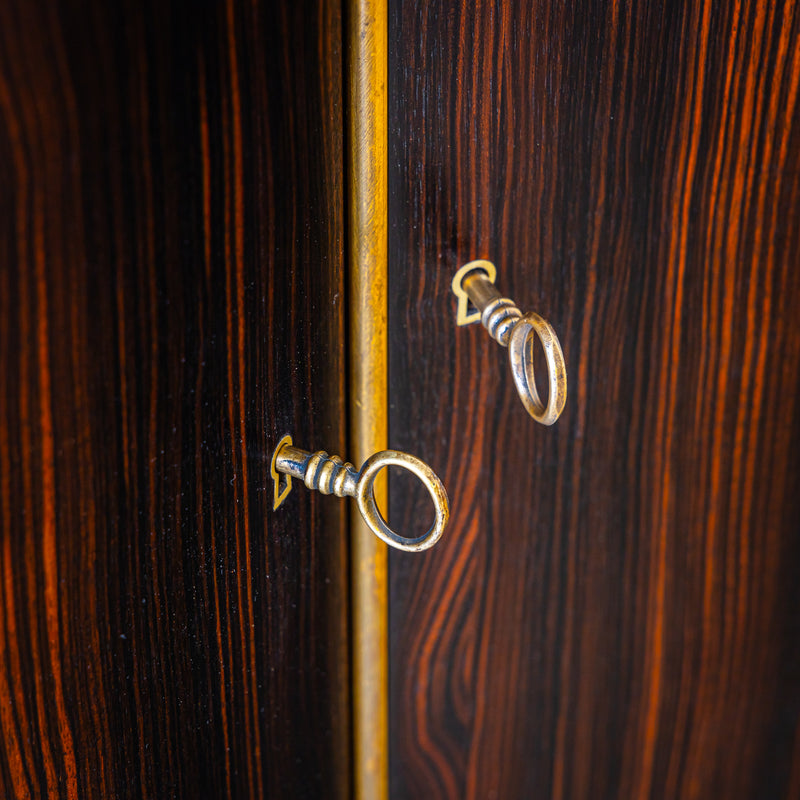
[347, 1, 388, 799]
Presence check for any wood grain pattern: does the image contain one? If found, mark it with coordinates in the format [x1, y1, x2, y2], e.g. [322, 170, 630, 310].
[0, 0, 349, 797]
[388, 1, 800, 798]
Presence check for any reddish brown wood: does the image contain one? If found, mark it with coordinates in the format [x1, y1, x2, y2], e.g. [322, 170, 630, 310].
[388, 1, 800, 798]
[0, 0, 349, 797]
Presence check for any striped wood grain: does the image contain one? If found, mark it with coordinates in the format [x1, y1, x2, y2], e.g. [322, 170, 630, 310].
[0, 0, 349, 797]
[388, 1, 800, 798]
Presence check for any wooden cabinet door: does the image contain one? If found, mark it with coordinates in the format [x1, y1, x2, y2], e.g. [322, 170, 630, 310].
[388, 1, 800, 798]
[0, 1, 350, 797]
[4, 2, 800, 798]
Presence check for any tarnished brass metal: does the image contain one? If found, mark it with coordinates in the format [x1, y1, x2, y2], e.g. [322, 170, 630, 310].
[452, 260, 567, 425]
[347, 0, 389, 794]
[270, 433, 294, 510]
[271, 435, 449, 552]
[453, 259, 497, 325]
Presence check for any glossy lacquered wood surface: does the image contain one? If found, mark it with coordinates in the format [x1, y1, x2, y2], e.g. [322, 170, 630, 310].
[388, 1, 800, 798]
[0, 1, 349, 797]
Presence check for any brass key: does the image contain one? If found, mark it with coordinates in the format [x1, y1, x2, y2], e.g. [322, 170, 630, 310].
[270, 434, 449, 552]
[452, 260, 567, 425]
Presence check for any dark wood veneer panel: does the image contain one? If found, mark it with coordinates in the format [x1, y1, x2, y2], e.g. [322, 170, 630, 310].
[388, 1, 800, 798]
[0, 1, 349, 797]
